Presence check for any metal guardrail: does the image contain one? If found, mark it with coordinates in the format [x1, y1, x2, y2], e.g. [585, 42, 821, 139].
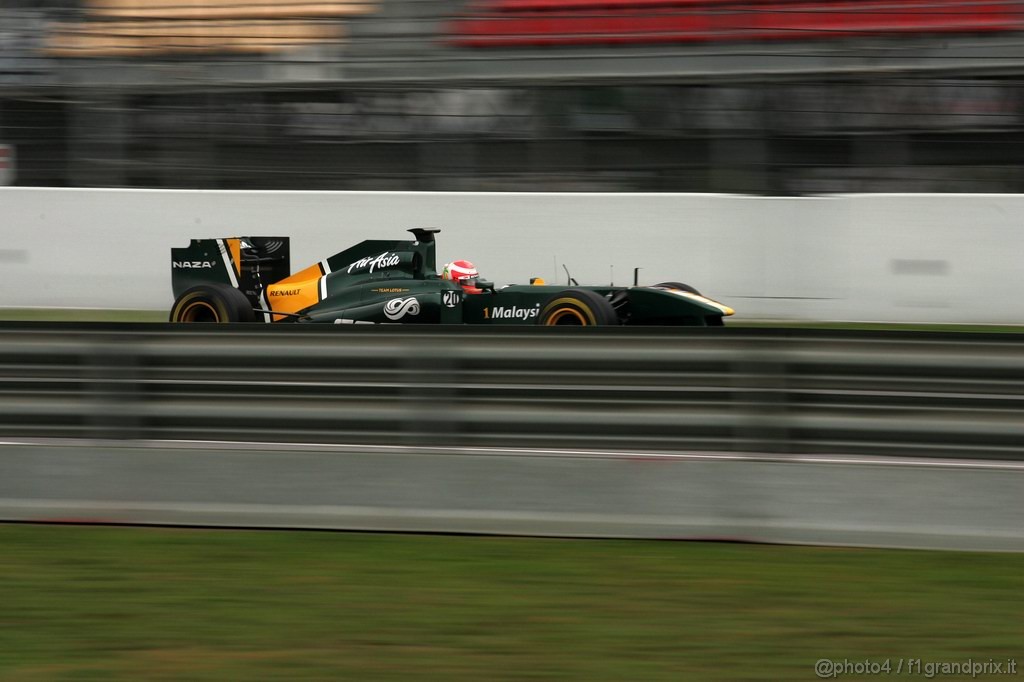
[1, 323, 1024, 460]
[3, 323, 1024, 550]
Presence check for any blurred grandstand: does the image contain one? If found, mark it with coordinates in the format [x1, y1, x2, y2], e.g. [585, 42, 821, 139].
[3, 0, 1024, 193]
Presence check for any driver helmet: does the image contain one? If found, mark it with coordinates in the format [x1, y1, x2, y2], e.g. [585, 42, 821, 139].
[441, 260, 481, 292]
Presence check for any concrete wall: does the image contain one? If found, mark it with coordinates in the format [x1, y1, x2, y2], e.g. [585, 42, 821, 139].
[3, 442, 1022, 551]
[2, 188, 1023, 322]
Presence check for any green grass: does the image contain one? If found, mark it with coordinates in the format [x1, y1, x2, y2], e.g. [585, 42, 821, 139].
[0, 308, 167, 322]
[0, 526, 1021, 680]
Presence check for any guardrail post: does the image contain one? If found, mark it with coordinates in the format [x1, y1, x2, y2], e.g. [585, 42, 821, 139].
[732, 344, 791, 454]
[85, 336, 143, 440]
[400, 346, 462, 445]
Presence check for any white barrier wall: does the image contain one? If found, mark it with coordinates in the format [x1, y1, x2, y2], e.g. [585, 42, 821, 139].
[2, 188, 1023, 322]
[3, 442, 1023, 551]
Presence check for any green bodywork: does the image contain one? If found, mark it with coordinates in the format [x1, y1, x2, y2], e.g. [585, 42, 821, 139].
[458, 285, 726, 326]
[171, 229, 731, 326]
[303, 279, 465, 325]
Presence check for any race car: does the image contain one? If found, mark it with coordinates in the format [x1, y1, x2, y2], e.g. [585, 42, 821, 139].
[169, 228, 733, 326]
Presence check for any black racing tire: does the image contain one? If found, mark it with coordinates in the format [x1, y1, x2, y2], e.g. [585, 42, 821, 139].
[654, 281, 701, 295]
[169, 283, 256, 323]
[536, 288, 619, 326]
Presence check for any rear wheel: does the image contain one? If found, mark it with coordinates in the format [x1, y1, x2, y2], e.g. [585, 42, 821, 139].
[170, 283, 256, 323]
[537, 289, 619, 326]
[654, 281, 701, 295]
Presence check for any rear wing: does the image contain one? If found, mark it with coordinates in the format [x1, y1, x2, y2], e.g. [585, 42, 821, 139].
[171, 237, 290, 305]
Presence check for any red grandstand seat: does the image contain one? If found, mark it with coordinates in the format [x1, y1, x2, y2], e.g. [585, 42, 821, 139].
[450, 0, 1023, 47]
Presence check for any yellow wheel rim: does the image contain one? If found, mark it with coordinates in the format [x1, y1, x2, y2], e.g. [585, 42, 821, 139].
[545, 307, 587, 325]
[178, 300, 220, 323]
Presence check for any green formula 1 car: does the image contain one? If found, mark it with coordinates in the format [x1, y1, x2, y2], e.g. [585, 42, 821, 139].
[170, 229, 733, 326]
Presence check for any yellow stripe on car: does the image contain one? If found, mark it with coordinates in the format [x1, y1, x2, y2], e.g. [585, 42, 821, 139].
[665, 289, 734, 316]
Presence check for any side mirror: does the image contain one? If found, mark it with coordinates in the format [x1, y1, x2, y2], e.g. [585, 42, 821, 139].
[477, 279, 495, 292]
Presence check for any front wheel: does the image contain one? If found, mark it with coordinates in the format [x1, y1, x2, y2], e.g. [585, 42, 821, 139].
[536, 288, 619, 326]
[169, 283, 256, 323]
[653, 281, 701, 295]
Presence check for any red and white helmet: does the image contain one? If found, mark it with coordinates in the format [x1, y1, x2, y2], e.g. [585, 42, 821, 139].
[441, 260, 479, 288]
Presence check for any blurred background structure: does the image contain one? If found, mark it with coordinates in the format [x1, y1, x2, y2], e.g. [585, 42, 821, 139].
[3, 0, 1024, 193]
